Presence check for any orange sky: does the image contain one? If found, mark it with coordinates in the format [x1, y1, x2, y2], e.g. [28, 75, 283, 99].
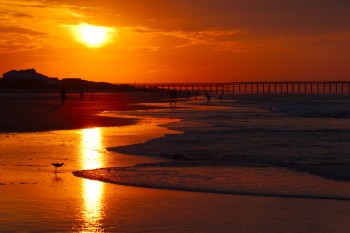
[1, 0, 350, 83]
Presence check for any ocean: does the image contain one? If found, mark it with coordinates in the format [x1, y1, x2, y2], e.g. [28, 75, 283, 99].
[101, 94, 350, 199]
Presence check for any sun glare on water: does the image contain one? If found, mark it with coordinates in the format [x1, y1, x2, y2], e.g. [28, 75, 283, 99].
[75, 23, 114, 47]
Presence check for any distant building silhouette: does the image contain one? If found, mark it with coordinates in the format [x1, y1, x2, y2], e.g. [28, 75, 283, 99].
[2, 68, 60, 87]
[4, 68, 46, 79]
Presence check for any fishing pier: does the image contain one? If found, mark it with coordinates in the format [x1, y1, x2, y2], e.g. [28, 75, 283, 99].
[132, 81, 350, 96]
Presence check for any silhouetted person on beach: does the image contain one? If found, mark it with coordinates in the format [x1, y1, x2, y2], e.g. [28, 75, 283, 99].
[219, 91, 224, 102]
[205, 91, 211, 102]
[174, 90, 178, 101]
[170, 90, 174, 102]
[59, 87, 66, 105]
[91, 92, 94, 100]
[80, 90, 84, 101]
[169, 90, 177, 107]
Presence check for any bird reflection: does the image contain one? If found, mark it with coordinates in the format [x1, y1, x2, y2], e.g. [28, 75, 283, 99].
[52, 173, 63, 182]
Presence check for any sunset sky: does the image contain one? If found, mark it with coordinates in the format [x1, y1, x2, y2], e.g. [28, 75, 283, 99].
[1, 0, 350, 83]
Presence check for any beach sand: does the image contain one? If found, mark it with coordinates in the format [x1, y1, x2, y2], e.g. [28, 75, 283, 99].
[0, 91, 161, 132]
[1, 91, 350, 232]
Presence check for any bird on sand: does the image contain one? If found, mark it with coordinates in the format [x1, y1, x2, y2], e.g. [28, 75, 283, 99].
[51, 163, 65, 173]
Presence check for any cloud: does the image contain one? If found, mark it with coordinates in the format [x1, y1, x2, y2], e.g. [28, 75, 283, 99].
[119, 25, 289, 53]
[1, 0, 349, 59]
[0, 26, 46, 36]
[126, 46, 160, 52]
[11, 12, 33, 18]
[0, 26, 48, 53]
[0, 0, 47, 8]
[0, 36, 43, 53]
[126, 26, 246, 52]
[126, 24, 350, 54]
[0, 0, 91, 53]
[185, 0, 350, 12]
[162, 29, 243, 48]
[144, 69, 174, 74]
[179, 0, 350, 36]
[0, 43, 40, 53]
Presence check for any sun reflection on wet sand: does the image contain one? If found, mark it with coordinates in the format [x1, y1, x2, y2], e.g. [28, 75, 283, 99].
[81, 180, 104, 231]
[81, 128, 104, 170]
[80, 128, 105, 232]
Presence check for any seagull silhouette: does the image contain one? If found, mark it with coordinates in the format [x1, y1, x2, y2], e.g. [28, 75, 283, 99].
[51, 163, 65, 173]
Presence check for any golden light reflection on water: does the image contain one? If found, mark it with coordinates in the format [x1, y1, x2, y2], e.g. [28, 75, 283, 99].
[80, 128, 105, 232]
[81, 128, 104, 170]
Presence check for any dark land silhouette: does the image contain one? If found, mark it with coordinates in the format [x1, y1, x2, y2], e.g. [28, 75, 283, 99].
[0, 68, 135, 91]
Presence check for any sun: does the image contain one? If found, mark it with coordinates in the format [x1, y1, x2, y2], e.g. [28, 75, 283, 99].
[75, 23, 114, 47]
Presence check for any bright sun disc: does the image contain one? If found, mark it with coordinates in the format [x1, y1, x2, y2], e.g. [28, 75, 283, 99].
[75, 23, 113, 47]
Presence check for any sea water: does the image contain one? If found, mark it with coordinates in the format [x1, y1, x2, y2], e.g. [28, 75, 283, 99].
[105, 94, 350, 200]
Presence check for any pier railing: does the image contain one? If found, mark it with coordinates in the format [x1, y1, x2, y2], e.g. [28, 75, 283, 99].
[131, 81, 350, 96]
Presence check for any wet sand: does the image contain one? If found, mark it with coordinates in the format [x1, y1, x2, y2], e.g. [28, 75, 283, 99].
[0, 91, 161, 132]
[1, 92, 350, 232]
